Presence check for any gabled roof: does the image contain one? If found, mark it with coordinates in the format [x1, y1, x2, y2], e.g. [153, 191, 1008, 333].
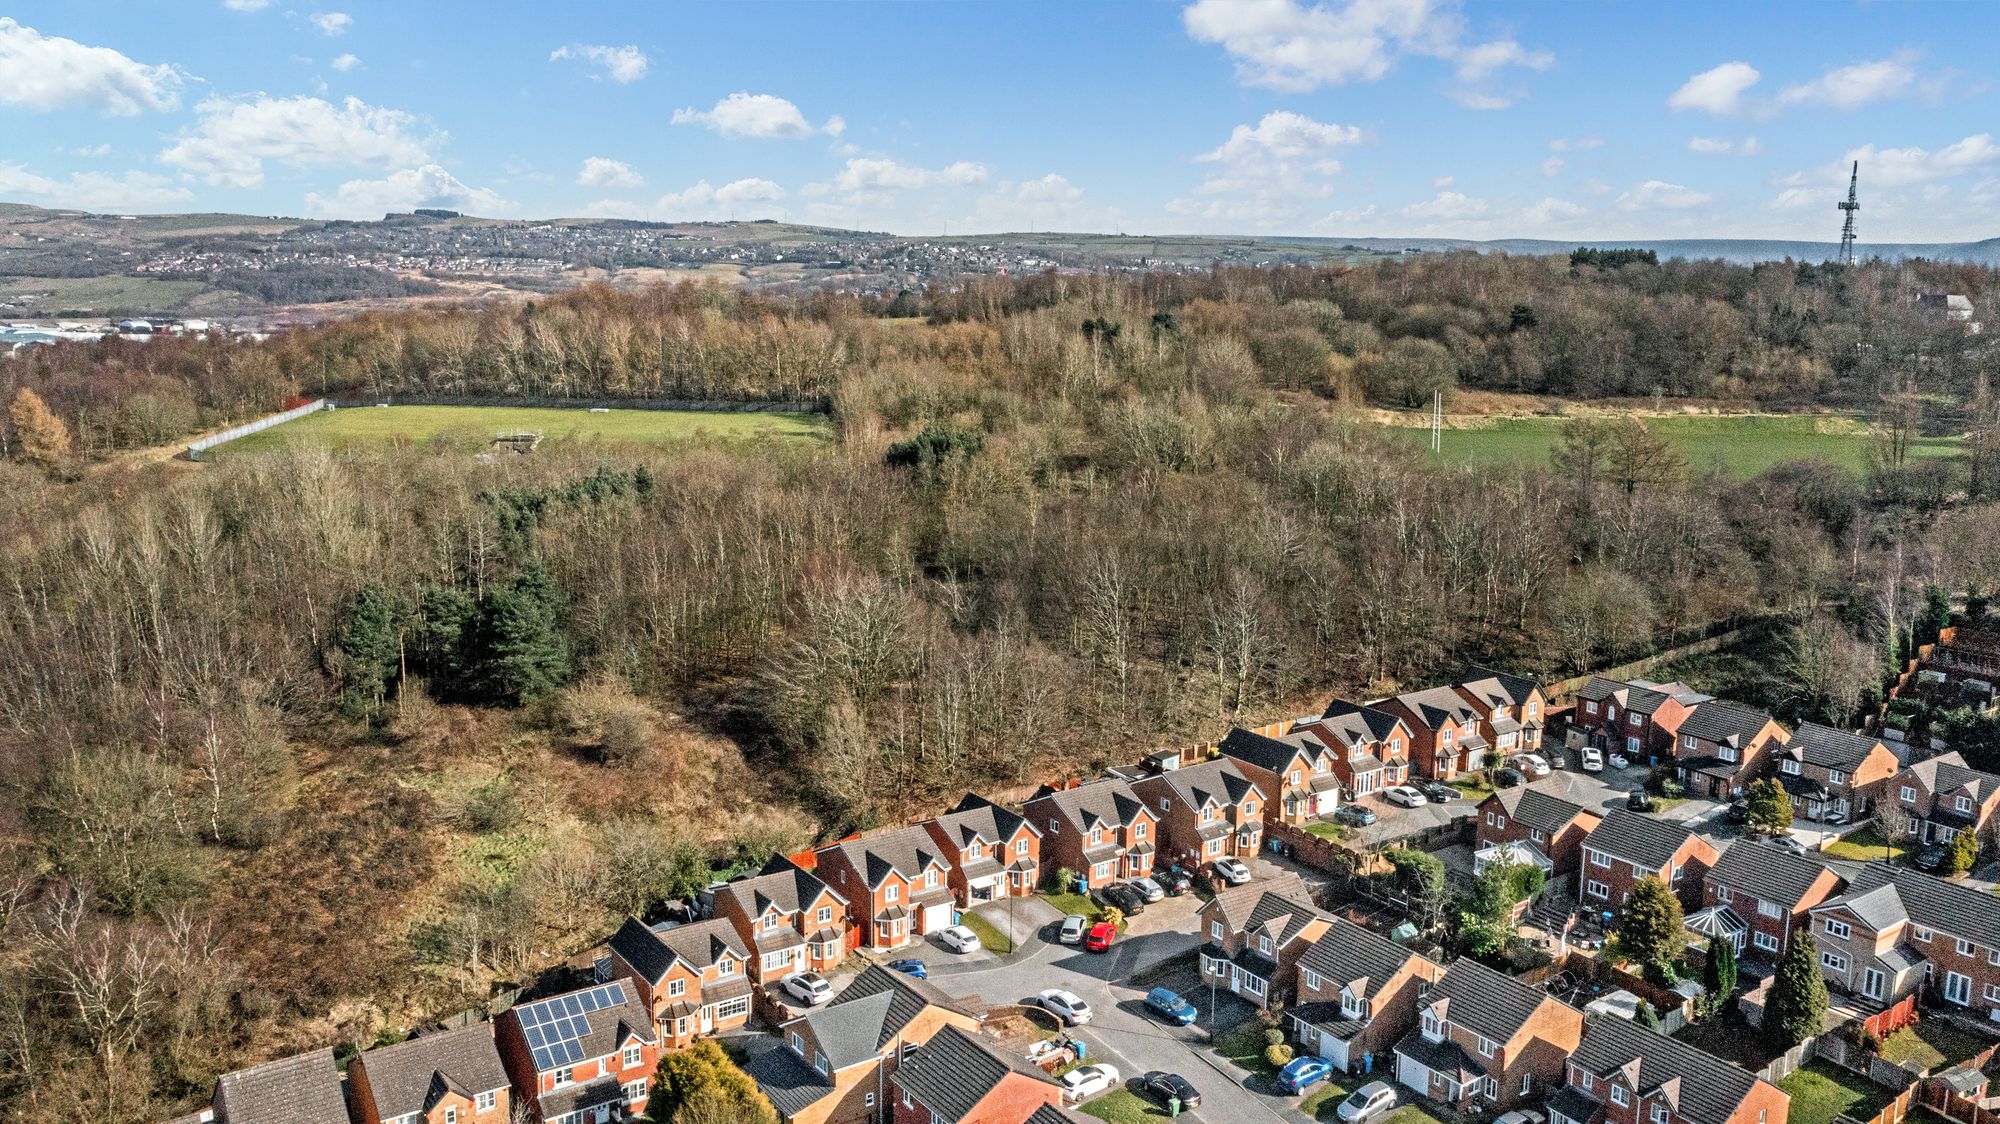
[609, 916, 748, 985]
[780, 964, 974, 1071]
[213, 1048, 348, 1124]
[1784, 724, 1891, 771]
[1679, 702, 1783, 748]
[1814, 863, 2000, 946]
[821, 824, 951, 890]
[1206, 874, 1327, 946]
[1299, 918, 1437, 1000]
[719, 861, 844, 920]
[1218, 727, 1312, 774]
[1905, 752, 2000, 805]
[1583, 809, 1703, 871]
[1707, 842, 1841, 909]
[929, 794, 1037, 849]
[1390, 686, 1483, 730]
[1570, 1014, 1768, 1124]
[354, 1024, 508, 1120]
[1575, 677, 1672, 716]
[1312, 700, 1411, 748]
[892, 1024, 1057, 1122]
[1492, 787, 1597, 837]
[510, 980, 654, 1073]
[1028, 777, 1150, 834]
[1426, 959, 1572, 1046]
[1461, 665, 1541, 707]
[1135, 757, 1257, 811]
[745, 1042, 834, 1117]
[1026, 1106, 1091, 1124]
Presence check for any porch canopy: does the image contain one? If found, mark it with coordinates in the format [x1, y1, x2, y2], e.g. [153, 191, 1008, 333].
[1473, 839, 1553, 876]
[1684, 904, 1747, 951]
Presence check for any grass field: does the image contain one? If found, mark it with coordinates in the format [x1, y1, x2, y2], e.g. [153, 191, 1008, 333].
[209, 404, 828, 455]
[1379, 414, 1963, 478]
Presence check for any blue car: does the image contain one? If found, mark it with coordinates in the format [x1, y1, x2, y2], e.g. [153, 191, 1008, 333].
[1335, 805, 1378, 827]
[1275, 1056, 1335, 1095]
[887, 958, 928, 979]
[1144, 987, 1198, 1026]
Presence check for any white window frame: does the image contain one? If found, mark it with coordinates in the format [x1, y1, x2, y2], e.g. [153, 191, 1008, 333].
[1586, 880, 1610, 900]
[1823, 918, 1850, 939]
[1821, 950, 1849, 973]
[1611, 1086, 1628, 1107]
[475, 1091, 497, 1112]
[1901, 785, 1917, 803]
[622, 1078, 648, 1103]
[1757, 900, 1781, 920]
[622, 1043, 643, 1068]
[1754, 931, 1779, 952]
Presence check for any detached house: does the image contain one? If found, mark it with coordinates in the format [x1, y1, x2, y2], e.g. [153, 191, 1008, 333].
[606, 916, 754, 1047]
[1458, 666, 1548, 757]
[920, 795, 1041, 905]
[1808, 863, 2000, 1018]
[746, 964, 981, 1124]
[1289, 918, 1444, 1073]
[1549, 1015, 1789, 1124]
[1218, 727, 1342, 826]
[348, 1024, 512, 1124]
[1571, 678, 1707, 763]
[1773, 724, 1900, 824]
[710, 858, 850, 998]
[1889, 752, 2000, 846]
[1392, 960, 1585, 1112]
[494, 980, 658, 1124]
[1197, 874, 1334, 1010]
[1476, 788, 1602, 876]
[1380, 687, 1490, 780]
[210, 1049, 349, 1124]
[1131, 757, 1264, 868]
[815, 827, 957, 949]
[888, 1024, 1063, 1124]
[1293, 701, 1413, 800]
[1672, 702, 1788, 800]
[1023, 779, 1160, 892]
[1578, 810, 1718, 910]
[1696, 842, 1845, 961]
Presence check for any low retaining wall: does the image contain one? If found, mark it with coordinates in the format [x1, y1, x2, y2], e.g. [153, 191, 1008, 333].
[185, 398, 327, 459]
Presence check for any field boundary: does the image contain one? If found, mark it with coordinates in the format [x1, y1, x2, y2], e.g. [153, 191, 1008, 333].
[186, 398, 328, 460]
[327, 394, 829, 414]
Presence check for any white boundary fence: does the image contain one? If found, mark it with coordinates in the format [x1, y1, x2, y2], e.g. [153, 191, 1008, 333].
[185, 398, 327, 460]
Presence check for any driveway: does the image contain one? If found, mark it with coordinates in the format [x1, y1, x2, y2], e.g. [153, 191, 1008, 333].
[970, 895, 1063, 949]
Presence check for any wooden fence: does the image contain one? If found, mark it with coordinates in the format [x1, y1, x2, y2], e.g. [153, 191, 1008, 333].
[1543, 613, 1783, 703]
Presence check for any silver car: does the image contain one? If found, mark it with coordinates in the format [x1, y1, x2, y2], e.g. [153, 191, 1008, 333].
[1058, 914, 1088, 944]
[1131, 875, 1165, 903]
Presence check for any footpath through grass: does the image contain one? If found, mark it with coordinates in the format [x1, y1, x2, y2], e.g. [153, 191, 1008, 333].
[212, 404, 828, 455]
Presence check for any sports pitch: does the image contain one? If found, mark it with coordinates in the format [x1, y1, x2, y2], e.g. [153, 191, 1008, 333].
[209, 404, 829, 455]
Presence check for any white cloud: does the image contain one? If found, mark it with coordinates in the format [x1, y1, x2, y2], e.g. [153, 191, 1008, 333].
[1668, 61, 1760, 115]
[1540, 156, 1563, 177]
[549, 43, 649, 84]
[1522, 196, 1586, 226]
[960, 174, 1122, 232]
[0, 18, 184, 115]
[0, 163, 195, 212]
[1170, 111, 1364, 228]
[671, 92, 841, 139]
[64, 143, 113, 158]
[577, 156, 643, 189]
[1402, 190, 1488, 220]
[1616, 180, 1714, 211]
[826, 157, 989, 192]
[223, 0, 271, 10]
[305, 164, 504, 218]
[1841, 133, 1999, 188]
[1433, 175, 1454, 188]
[1688, 135, 1761, 156]
[1777, 51, 1919, 111]
[1182, 0, 1549, 106]
[310, 11, 351, 36]
[649, 177, 787, 220]
[160, 95, 433, 189]
[330, 53, 359, 72]
[1548, 136, 1601, 151]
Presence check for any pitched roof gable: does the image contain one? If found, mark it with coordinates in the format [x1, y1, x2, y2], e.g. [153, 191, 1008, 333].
[1138, 757, 1257, 810]
[1313, 700, 1411, 748]
[1218, 726, 1310, 774]
[1571, 1014, 1766, 1124]
[1391, 686, 1483, 730]
[782, 963, 977, 1071]
[1784, 724, 1891, 770]
[1679, 702, 1783, 747]
[825, 825, 951, 889]
[213, 1048, 349, 1124]
[1299, 918, 1436, 998]
[1462, 665, 1541, 707]
[1493, 787, 1596, 836]
[1585, 809, 1703, 871]
[893, 1024, 1057, 1121]
[1427, 959, 1571, 1046]
[1816, 863, 2000, 946]
[720, 861, 843, 918]
[1030, 777, 1149, 835]
[1707, 842, 1841, 909]
[930, 794, 1035, 848]
[610, 916, 747, 984]
[355, 1024, 508, 1120]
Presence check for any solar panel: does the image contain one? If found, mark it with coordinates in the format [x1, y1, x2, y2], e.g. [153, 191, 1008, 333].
[520, 982, 632, 1073]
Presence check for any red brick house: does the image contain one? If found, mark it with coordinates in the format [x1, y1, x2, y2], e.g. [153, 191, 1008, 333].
[815, 826, 957, 949]
[889, 1024, 1063, 1124]
[1672, 702, 1788, 800]
[1888, 751, 2000, 846]
[1548, 1015, 1789, 1124]
[1288, 918, 1444, 1073]
[1809, 863, 2000, 1017]
[495, 980, 658, 1124]
[711, 857, 850, 997]
[1773, 724, 1901, 823]
[1197, 874, 1334, 1010]
[1571, 677, 1707, 764]
[606, 916, 755, 1048]
[1380, 686, 1491, 780]
[1458, 665, 1549, 757]
[1578, 810, 1718, 911]
[1022, 778, 1160, 892]
[921, 795, 1041, 905]
[1130, 757, 1264, 868]
[1696, 841, 1845, 961]
[1218, 726, 1342, 826]
[348, 1024, 511, 1124]
[1477, 787, 1602, 876]
[1392, 960, 1585, 1112]
[1293, 701, 1412, 800]
[208, 1049, 349, 1124]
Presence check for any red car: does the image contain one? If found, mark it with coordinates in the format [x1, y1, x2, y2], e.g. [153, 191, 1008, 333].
[1085, 921, 1117, 952]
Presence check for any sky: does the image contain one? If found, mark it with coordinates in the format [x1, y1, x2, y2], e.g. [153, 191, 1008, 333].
[2, 1, 1997, 243]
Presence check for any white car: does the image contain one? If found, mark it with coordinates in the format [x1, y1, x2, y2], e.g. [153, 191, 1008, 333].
[1494, 1111, 1548, 1124]
[1336, 1080, 1398, 1122]
[1060, 1063, 1120, 1100]
[1513, 753, 1552, 778]
[782, 972, 831, 1006]
[1608, 752, 1630, 769]
[937, 924, 982, 953]
[1039, 988, 1093, 1025]
[1383, 785, 1428, 808]
[1579, 747, 1604, 773]
[1211, 857, 1252, 885]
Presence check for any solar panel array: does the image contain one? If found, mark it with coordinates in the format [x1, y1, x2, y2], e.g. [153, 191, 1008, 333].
[519, 982, 629, 1070]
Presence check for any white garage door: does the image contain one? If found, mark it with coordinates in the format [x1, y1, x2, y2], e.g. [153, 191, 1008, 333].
[1396, 1053, 1431, 1097]
[923, 902, 953, 932]
[1317, 1032, 1350, 1070]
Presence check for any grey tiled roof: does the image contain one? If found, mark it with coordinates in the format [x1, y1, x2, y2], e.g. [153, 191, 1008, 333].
[1494, 787, 1595, 837]
[1427, 959, 1571, 1047]
[1461, 665, 1541, 707]
[1706, 841, 1840, 909]
[609, 916, 747, 985]
[1219, 726, 1309, 774]
[1026, 1106, 1092, 1124]
[1207, 873, 1321, 941]
[1679, 702, 1781, 747]
[1314, 700, 1411, 747]
[929, 794, 1036, 849]
[746, 1046, 834, 1118]
[719, 861, 843, 920]
[1391, 686, 1483, 730]
[1135, 757, 1257, 813]
[1575, 677, 1673, 716]
[821, 825, 951, 890]
[1029, 777, 1149, 834]
[1784, 724, 1889, 770]
[354, 1024, 508, 1121]
[510, 980, 655, 1074]
[1816, 863, 2000, 946]
[1570, 1014, 1766, 1124]
[778, 964, 973, 1072]
[892, 1024, 1056, 1121]
[213, 1047, 348, 1124]
[1298, 917, 1436, 999]
[1907, 752, 2000, 805]
[1584, 809, 1702, 871]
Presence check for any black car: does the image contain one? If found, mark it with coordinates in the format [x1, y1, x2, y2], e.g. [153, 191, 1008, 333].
[1725, 799, 1751, 824]
[1914, 844, 1948, 872]
[1422, 782, 1457, 804]
[1138, 1071, 1201, 1109]
[1092, 881, 1148, 915]
[1626, 790, 1657, 812]
[1156, 866, 1193, 896]
[1494, 768, 1526, 788]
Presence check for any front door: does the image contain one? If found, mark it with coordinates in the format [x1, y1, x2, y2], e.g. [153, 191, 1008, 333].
[700, 1004, 715, 1033]
[1230, 965, 1242, 994]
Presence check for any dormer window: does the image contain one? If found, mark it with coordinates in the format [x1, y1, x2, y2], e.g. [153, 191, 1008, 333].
[1957, 796, 1974, 813]
[1720, 745, 1738, 763]
[1202, 807, 1215, 823]
[1089, 827, 1103, 845]
[764, 913, 780, 930]
[1341, 992, 1363, 1018]
[717, 955, 735, 976]
[1421, 1011, 1442, 1041]
[623, 1043, 643, 1068]
[1611, 1086, 1629, 1107]
[925, 870, 937, 887]
[969, 841, 983, 858]
[1259, 936, 1272, 955]
[1782, 759, 1801, 775]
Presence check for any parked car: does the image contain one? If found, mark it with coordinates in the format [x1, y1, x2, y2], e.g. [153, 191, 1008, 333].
[1143, 987, 1198, 1026]
[1608, 752, 1630, 769]
[782, 972, 831, 1006]
[1512, 753, 1552, 778]
[1336, 1081, 1398, 1122]
[1211, 856, 1253, 885]
[1156, 866, 1193, 896]
[1626, 790, 1657, 812]
[1275, 1055, 1335, 1095]
[1494, 1110, 1547, 1124]
[1771, 834, 1810, 857]
[1057, 914, 1088, 945]
[1544, 748, 1567, 769]
[1039, 988, 1093, 1025]
[1822, 808, 1849, 825]
[1914, 844, 1948, 871]
[1726, 799, 1751, 824]
[1085, 921, 1117, 953]
[1335, 804, 1378, 826]
[1421, 781, 1457, 803]
[1138, 1071, 1201, 1109]
[887, 958, 928, 979]
[1131, 875, 1166, 903]
[937, 924, 982, 954]
[1060, 1064, 1119, 1100]
[1494, 768, 1525, 788]
[1093, 881, 1148, 915]
[1384, 784, 1428, 808]
[1579, 747, 1604, 773]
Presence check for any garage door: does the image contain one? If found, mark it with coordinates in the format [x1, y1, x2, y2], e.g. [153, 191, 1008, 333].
[1317, 1032, 1350, 1071]
[1396, 1053, 1431, 1097]
[922, 903, 953, 932]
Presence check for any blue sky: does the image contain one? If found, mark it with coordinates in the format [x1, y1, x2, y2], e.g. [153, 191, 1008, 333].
[2, 1, 1996, 241]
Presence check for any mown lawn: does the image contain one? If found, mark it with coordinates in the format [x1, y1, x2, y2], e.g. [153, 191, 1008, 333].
[1077, 1088, 1172, 1123]
[1778, 1061, 1898, 1124]
[1298, 1079, 1355, 1117]
[1214, 1021, 1282, 1077]
[1879, 1020, 1992, 1070]
[1826, 825, 1909, 864]
[956, 911, 1014, 955]
[1306, 822, 1349, 841]
[211, 404, 828, 454]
